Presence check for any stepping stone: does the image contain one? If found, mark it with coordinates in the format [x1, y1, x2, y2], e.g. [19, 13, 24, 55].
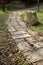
[26, 38, 43, 49]
[11, 21, 19, 26]
[31, 52, 43, 63]
[17, 41, 31, 52]
[35, 42, 43, 48]
[15, 38, 25, 43]
[23, 51, 43, 63]
[12, 33, 31, 39]
[14, 25, 21, 29]
[17, 17, 21, 19]
[36, 48, 43, 57]
[12, 30, 28, 35]
[26, 37, 37, 43]
[8, 26, 16, 32]
[35, 61, 43, 65]
[18, 21, 26, 27]
[10, 30, 28, 36]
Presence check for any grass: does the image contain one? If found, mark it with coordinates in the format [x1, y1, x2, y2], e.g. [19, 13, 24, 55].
[20, 12, 25, 20]
[20, 9, 43, 35]
[0, 11, 10, 19]
[0, 11, 10, 42]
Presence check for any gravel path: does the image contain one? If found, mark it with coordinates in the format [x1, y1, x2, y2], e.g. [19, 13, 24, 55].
[6, 11, 43, 65]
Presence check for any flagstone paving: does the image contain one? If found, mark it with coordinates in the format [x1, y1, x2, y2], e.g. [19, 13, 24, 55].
[6, 11, 43, 65]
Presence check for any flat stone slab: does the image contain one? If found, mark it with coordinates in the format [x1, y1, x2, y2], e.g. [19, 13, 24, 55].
[12, 33, 31, 39]
[26, 38, 43, 48]
[17, 42, 31, 51]
[11, 30, 28, 35]
[8, 26, 16, 32]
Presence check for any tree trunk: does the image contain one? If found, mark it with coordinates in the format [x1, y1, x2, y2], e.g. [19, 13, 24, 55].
[37, 0, 40, 12]
[2, 0, 5, 11]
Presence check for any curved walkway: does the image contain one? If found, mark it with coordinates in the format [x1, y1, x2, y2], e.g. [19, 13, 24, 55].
[6, 11, 43, 65]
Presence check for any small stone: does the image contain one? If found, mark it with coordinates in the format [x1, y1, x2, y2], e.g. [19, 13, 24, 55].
[12, 58, 15, 62]
[9, 54, 12, 57]
[39, 37, 43, 41]
[16, 48, 19, 52]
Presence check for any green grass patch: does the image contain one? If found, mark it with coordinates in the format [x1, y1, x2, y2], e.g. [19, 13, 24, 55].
[20, 12, 25, 20]
[0, 10, 10, 43]
[0, 11, 10, 19]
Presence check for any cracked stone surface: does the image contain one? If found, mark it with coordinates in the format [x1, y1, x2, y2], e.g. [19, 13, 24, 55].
[6, 11, 43, 65]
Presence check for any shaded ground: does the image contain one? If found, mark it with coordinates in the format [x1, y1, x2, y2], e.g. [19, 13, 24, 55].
[0, 12, 28, 65]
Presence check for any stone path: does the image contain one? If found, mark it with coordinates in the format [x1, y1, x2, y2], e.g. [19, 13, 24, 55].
[6, 11, 43, 65]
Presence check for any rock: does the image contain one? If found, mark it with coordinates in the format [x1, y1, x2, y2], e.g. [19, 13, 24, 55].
[16, 48, 19, 52]
[24, 11, 38, 25]
[12, 58, 15, 62]
[39, 36, 43, 41]
[9, 54, 12, 57]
